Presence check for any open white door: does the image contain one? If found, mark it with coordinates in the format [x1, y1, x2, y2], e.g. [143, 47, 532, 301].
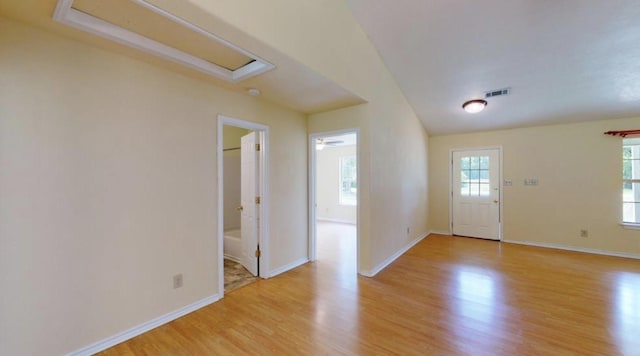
[452, 149, 500, 240]
[240, 132, 259, 276]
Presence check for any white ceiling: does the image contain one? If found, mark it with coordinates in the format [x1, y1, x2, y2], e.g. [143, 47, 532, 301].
[5, 0, 640, 133]
[346, 0, 640, 135]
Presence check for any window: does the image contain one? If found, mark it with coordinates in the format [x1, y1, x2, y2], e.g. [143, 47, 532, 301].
[623, 138, 640, 224]
[460, 156, 491, 197]
[339, 155, 357, 205]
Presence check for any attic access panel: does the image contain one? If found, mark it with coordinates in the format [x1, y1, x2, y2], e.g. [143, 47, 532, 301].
[53, 0, 274, 82]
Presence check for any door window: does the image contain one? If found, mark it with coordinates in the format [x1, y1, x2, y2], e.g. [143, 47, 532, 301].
[460, 156, 490, 197]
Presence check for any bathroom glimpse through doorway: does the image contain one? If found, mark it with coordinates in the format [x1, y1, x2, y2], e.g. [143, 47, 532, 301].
[217, 115, 270, 294]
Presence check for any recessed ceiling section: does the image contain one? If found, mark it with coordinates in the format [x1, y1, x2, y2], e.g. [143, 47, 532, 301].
[71, 0, 254, 71]
[53, 0, 273, 82]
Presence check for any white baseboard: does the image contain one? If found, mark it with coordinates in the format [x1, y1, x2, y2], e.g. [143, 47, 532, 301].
[429, 230, 452, 236]
[267, 257, 309, 278]
[503, 239, 640, 260]
[223, 253, 241, 263]
[316, 217, 356, 225]
[360, 232, 429, 277]
[67, 294, 222, 356]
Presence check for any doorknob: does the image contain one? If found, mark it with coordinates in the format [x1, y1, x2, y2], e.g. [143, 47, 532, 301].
[236, 205, 243, 211]
[493, 200, 499, 204]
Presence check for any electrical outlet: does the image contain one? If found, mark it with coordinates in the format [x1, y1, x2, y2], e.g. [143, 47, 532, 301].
[580, 230, 588, 238]
[504, 179, 512, 186]
[173, 273, 183, 289]
[524, 178, 539, 186]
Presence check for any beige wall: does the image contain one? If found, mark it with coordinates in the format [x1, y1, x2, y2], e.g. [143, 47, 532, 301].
[429, 117, 640, 256]
[0, 18, 307, 356]
[222, 126, 249, 230]
[156, 0, 430, 273]
[308, 69, 430, 274]
[316, 145, 357, 224]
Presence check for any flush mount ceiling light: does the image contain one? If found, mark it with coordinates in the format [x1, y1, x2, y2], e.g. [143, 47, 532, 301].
[462, 99, 488, 114]
[247, 88, 261, 96]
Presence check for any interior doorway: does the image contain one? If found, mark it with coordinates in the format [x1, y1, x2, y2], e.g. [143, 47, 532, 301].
[217, 115, 270, 295]
[309, 130, 359, 275]
[450, 147, 502, 240]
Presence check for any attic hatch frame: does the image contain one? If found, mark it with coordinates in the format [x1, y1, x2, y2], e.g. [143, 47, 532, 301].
[53, 0, 274, 82]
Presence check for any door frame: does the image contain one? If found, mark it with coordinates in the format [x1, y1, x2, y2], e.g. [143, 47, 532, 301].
[308, 128, 360, 273]
[217, 115, 270, 295]
[449, 146, 503, 240]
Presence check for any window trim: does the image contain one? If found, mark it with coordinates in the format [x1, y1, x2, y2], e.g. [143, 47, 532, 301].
[621, 222, 640, 230]
[622, 139, 640, 224]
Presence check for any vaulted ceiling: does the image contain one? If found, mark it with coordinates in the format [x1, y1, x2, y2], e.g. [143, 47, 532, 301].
[3, 1, 640, 136]
[346, 0, 640, 135]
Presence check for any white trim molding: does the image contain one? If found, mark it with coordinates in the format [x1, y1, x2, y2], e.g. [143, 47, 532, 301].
[503, 240, 640, 260]
[429, 230, 452, 236]
[267, 257, 309, 278]
[223, 254, 241, 263]
[620, 222, 640, 230]
[53, 0, 274, 82]
[316, 217, 357, 225]
[67, 294, 221, 356]
[360, 232, 429, 277]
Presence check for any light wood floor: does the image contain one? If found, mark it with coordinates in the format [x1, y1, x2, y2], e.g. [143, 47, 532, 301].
[316, 221, 357, 276]
[100, 231, 640, 355]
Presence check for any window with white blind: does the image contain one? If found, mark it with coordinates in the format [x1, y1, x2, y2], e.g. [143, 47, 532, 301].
[623, 138, 640, 224]
[339, 155, 357, 206]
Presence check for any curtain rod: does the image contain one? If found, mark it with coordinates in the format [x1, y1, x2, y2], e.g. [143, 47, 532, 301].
[604, 130, 640, 137]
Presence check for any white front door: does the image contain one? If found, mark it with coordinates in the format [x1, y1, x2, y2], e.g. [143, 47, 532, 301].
[452, 149, 501, 240]
[240, 132, 259, 276]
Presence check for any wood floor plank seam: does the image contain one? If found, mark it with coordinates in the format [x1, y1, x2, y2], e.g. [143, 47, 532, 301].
[99, 227, 640, 355]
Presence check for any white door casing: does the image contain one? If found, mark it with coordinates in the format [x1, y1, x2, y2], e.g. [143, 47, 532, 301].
[240, 132, 259, 275]
[452, 148, 501, 240]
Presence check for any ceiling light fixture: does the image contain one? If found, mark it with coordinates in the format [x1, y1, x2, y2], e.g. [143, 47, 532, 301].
[247, 88, 261, 96]
[462, 99, 487, 114]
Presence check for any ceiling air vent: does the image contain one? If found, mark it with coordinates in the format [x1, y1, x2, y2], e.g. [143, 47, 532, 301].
[485, 88, 511, 98]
